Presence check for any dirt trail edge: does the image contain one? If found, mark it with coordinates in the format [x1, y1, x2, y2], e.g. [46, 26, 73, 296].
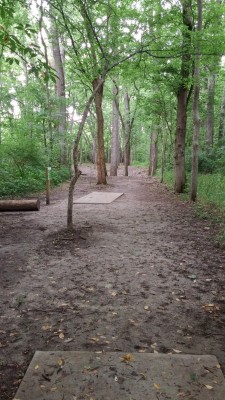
[0, 165, 225, 400]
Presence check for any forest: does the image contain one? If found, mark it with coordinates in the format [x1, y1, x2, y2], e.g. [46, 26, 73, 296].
[0, 0, 225, 222]
[2, 2, 225, 399]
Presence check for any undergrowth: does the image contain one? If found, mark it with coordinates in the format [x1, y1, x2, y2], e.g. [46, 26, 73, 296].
[0, 166, 70, 198]
[161, 170, 225, 245]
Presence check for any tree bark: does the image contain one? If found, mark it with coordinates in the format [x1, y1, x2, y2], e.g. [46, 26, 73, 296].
[110, 83, 120, 176]
[174, 0, 193, 193]
[124, 91, 131, 176]
[148, 128, 158, 176]
[0, 199, 40, 212]
[93, 77, 107, 185]
[218, 80, 225, 145]
[190, 0, 202, 202]
[51, 19, 67, 165]
[205, 73, 216, 153]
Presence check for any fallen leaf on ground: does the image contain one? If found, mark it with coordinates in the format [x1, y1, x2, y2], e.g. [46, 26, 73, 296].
[172, 349, 182, 353]
[64, 338, 73, 343]
[144, 305, 150, 310]
[41, 325, 52, 331]
[57, 358, 65, 367]
[187, 275, 197, 280]
[59, 332, 64, 339]
[90, 337, 99, 342]
[34, 365, 39, 370]
[154, 383, 161, 390]
[122, 353, 134, 363]
[202, 304, 220, 313]
[205, 385, 213, 390]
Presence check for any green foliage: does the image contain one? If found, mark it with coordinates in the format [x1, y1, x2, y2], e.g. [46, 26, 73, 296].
[197, 173, 225, 208]
[0, 165, 70, 198]
[186, 147, 225, 174]
[0, 138, 46, 176]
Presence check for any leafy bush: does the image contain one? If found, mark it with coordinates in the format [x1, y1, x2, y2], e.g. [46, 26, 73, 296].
[0, 166, 70, 198]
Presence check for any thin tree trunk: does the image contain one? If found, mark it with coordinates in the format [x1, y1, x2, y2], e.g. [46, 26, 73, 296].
[124, 91, 131, 176]
[160, 127, 166, 183]
[51, 19, 67, 165]
[205, 73, 216, 153]
[67, 77, 105, 228]
[148, 129, 158, 176]
[110, 83, 120, 176]
[174, 0, 193, 193]
[39, 1, 53, 154]
[92, 77, 107, 184]
[218, 80, 225, 145]
[190, 0, 202, 202]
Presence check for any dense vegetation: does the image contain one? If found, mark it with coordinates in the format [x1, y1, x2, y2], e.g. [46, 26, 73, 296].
[0, 0, 225, 218]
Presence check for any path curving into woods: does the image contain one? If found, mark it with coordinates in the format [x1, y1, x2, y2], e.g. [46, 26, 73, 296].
[0, 165, 225, 400]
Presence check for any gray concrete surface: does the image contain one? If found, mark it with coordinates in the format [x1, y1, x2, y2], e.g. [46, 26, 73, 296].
[14, 351, 225, 399]
[74, 192, 124, 204]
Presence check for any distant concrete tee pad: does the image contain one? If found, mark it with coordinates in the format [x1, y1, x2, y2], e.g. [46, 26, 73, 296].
[74, 191, 124, 204]
[14, 351, 225, 400]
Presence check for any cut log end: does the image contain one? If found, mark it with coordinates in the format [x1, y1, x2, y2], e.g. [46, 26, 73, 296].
[0, 198, 41, 212]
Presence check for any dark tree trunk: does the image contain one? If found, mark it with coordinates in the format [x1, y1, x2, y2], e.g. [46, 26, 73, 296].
[92, 77, 107, 185]
[174, 0, 193, 193]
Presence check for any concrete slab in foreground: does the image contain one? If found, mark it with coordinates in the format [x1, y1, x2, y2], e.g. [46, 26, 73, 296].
[74, 192, 123, 204]
[14, 351, 225, 400]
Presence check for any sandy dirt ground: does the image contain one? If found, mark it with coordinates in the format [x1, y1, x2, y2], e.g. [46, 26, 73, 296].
[0, 165, 225, 400]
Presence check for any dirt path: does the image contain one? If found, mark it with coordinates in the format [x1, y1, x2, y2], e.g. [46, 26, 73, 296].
[1, 165, 225, 400]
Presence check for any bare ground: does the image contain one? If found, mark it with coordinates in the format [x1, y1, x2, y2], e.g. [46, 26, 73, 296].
[0, 165, 225, 400]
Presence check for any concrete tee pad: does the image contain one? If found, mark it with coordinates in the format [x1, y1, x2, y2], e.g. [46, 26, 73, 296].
[74, 192, 124, 204]
[14, 351, 225, 400]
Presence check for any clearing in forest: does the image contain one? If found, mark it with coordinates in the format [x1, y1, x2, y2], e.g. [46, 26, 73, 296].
[0, 165, 225, 400]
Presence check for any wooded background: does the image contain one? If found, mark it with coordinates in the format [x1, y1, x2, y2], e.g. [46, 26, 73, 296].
[0, 0, 225, 215]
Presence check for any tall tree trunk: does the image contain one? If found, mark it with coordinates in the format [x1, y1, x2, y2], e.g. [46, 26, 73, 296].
[124, 91, 131, 176]
[39, 1, 53, 156]
[174, 0, 193, 193]
[51, 20, 67, 165]
[92, 77, 107, 185]
[110, 83, 120, 176]
[205, 73, 216, 153]
[160, 127, 166, 183]
[218, 80, 225, 145]
[148, 128, 158, 176]
[190, 0, 202, 202]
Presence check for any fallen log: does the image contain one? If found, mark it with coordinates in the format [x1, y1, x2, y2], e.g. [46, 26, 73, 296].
[0, 198, 40, 212]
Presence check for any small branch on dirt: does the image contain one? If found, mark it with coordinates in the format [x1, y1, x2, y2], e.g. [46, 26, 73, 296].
[42, 373, 51, 382]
